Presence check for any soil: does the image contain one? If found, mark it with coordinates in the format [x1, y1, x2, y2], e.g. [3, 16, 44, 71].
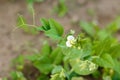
[0, 0, 120, 78]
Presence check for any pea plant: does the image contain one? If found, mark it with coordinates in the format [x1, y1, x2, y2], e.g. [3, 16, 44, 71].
[53, 0, 68, 17]
[10, 16, 120, 80]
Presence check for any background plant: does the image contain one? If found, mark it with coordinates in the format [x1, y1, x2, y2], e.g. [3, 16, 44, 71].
[53, 0, 68, 17]
[26, 0, 68, 17]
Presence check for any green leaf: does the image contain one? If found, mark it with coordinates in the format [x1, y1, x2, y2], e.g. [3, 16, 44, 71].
[109, 44, 120, 58]
[37, 74, 49, 80]
[80, 38, 92, 58]
[26, 42, 51, 62]
[106, 16, 120, 34]
[33, 56, 53, 74]
[11, 71, 26, 80]
[71, 77, 84, 80]
[50, 47, 63, 65]
[112, 71, 120, 80]
[49, 19, 64, 36]
[45, 29, 62, 39]
[12, 55, 25, 70]
[39, 18, 50, 31]
[26, 42, 53, 75]
[79, 21, 95, 37]
[38, 18, 64, 40]
[93, 38, 112, 56]
[26, 54, 39, 61]
[113, 60, 120, 74]
[63, 48, 80, 60]
[97, 29, 111, 40]
[53, 0, 68, 17]
[50, 74, 63, 80]
[64, 48, 88, 61]
[36, 18, 50, 31]
[13, 55, 24, 65]
[93, 53, 114, 68]
[52, 66, 63, 74]
[41, 41, 52, 56]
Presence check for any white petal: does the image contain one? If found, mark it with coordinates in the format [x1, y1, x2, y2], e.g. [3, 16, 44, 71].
[66, 41, 72, 47]
[67, 35, 75, 41]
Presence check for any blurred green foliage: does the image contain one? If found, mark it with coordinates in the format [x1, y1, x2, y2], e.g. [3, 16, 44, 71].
[53, 0, 68, 17]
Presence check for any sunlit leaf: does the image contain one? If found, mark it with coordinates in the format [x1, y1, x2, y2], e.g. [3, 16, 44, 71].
[79, 21, 95, 37]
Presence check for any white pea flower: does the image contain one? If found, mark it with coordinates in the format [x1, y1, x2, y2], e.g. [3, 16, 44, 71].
[66, 35, 76, 47]
[66, 41, 72, 47]
[67, 35, 75, 41]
